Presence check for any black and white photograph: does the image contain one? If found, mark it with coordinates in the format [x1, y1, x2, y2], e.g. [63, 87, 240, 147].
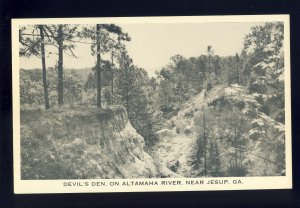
[12, 15, 292, 193]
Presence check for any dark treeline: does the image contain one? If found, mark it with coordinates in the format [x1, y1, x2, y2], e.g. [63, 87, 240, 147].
[154, 22, 284, 124]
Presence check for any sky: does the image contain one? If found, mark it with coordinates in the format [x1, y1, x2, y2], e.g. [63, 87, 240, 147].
[20, 22, 263, 77]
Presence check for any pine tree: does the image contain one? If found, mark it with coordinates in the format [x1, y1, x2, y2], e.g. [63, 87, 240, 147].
[19, 25, 50, 109]
[43, 24, 79, 106]
[96, 24, 102, 108]
[81, 24, 130, 108]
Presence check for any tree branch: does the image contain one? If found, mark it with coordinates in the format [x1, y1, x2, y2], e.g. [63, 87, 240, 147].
[43, 25, 58, 42]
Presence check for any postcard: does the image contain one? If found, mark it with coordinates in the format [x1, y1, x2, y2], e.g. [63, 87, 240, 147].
[12, 15, 292, 193]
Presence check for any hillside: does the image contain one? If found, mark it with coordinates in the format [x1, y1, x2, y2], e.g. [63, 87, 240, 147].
[151, 84, 285, 177]
[21, 105, 159, 179]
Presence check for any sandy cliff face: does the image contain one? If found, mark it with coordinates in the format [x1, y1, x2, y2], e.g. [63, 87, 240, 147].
[152, 85, 285, 177]
[21, 106, 158, 179]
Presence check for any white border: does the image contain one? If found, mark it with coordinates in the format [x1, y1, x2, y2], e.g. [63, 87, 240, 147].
[12, 15, 292, 194]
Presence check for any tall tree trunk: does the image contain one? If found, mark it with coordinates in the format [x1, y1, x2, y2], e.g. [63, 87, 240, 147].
[96, 24, 102, 108]
[203, 112, 207, 176]
[123, 52, 129, 113]
[111, 51, 114, 104]
[239, 150, 243, 168]
[234, 127, 238, 168]
[125, 65, 129, 113]
[38, 25, 50, 110]
[214, 57, 218, 75]
[236, 66, 239, 85]
[236, 57, 240, 85]
[57, 25, 64, 106]
[126, 90, 129, 114]
[208, 55, 211, 73]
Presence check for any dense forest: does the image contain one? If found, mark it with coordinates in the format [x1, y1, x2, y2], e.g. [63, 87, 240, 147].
[19, 22, 285, 178]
